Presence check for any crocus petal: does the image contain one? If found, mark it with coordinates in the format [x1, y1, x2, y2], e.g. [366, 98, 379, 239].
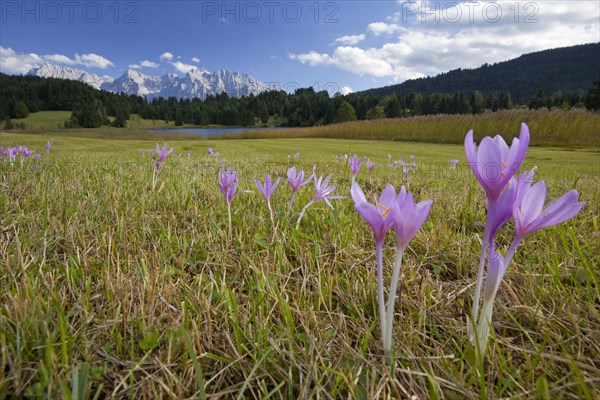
[465, 130, 485, 185]
[254, 180, 265, 198]
[378, 184, 397, 207]
[520, 181, 546, 223]
[528, 191, 584, 233]
[506, 123, 530, 175]
[351, 181, 368, 205]
[271, 177, 281, 193]
[486, 178, 517, 240]
[493, 135, 510, 161]
[477, 137, 503, 196]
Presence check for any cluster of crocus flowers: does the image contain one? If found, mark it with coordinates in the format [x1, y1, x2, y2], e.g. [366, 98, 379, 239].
[351, 182, 432, 359]
[152, 143, 173, 190]
[1, 145, 39, 167]
[465, 123, 584, 357]
[207, 147, 219, 158]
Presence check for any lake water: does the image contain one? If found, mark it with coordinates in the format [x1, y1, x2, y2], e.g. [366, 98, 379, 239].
[150, 127, 286, 137]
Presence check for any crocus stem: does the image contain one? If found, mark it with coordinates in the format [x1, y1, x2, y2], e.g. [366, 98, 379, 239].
[470, 237, 488, 341]
[471, 220, 492, 344]
[504, 238, 521, 267]
[295, 200, 313, 229]
[375, 242, 387, 349]
[152, 169, 158, 190]
[476, 294, 496, 357]
[227, 203, 232, 238]
[286, 192, 296, 218]
[384, 247, 404, 358]
[475, 238, 521, 356]
[268, 201, 275, 231]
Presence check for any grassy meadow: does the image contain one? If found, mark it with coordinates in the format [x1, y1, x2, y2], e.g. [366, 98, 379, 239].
[0, 130, 599, 398]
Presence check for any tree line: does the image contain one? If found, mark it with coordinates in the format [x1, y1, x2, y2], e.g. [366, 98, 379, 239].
[1, 73, 598, 130]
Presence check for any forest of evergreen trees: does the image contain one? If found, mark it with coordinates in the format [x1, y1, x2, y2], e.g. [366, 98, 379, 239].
[1, 72, 598, 130]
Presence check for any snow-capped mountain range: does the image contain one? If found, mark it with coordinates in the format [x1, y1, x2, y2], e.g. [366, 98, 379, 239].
[27, 63, 277, 100]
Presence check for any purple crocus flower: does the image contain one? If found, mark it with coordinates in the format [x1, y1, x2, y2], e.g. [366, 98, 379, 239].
[351, 182, 396, 247]
[255, 173, 280, 202]
[294, 152, 301, 160]
[367, 160, 375, 172]
[254, 173, 281, 226]
[151, 143, 173, 190]
[449, 159, 459, 169]
[311, 174, 344, 209]
[286, 167, 313, 217]
[336, 153, 341, 162]
[287, 167, 312, 193]
[392, 186, 433, 251]
[379, 185, 432, 356]
[465, 123, 530, 201]
[218, 168, 238, 206]
[4, 147, 17, 163]
[465, 124, 529, 337]
[18, 146, 33, 158]
[351, 182, 398, 349]
[154, 143, 173, 171]
[513, 169, 584, 243]
[295, 174, 343, 228]
[45, 141, 52, 154]
[206, 147, 218, 158]
[351, 182, 432, 357]
[473, 169, 585, 354]
[218, 167, 239, 236]
[349, 154, 366, 181]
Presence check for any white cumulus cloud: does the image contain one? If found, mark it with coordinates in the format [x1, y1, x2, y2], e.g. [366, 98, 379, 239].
[288, 51, 333, 66]
[74, 53, 114, 69]
[340, 86, 353, 95]
[140, 60, 158, 68]
[191, 57, 201, 63]
[0, 46, 114, 74]
[170, 61, 196, 74]
[160, 52, 174, 61]
[335, 34, 366, 45]
[367, 22, 401, 36]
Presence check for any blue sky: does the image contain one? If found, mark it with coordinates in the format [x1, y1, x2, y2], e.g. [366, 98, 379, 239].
[1, 1, 598, 94]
